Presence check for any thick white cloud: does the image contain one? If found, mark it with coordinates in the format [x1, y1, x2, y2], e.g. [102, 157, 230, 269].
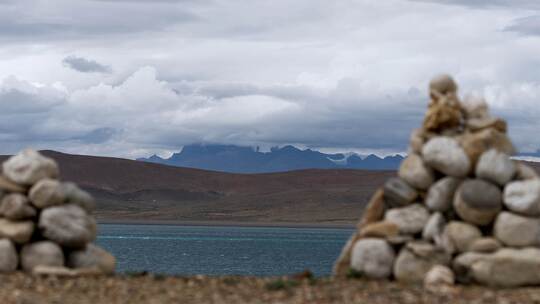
[0, 0, 539, 157]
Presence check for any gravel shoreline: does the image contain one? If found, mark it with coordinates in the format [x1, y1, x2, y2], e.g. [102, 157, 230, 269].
[3, 273, 540, 304]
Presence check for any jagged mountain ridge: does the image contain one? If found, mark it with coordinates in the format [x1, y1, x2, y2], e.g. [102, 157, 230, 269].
[137, 144, 404, 173]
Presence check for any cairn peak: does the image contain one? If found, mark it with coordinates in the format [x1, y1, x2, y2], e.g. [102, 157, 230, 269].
[334, 75, 540, 288]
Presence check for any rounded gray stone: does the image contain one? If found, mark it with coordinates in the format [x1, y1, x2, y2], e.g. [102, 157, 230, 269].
[472, 248, 540, 287]
[0, 193, 36, 220]
[469, 237, 501, 253]
[424, 265, 455, 287]
[503, 179, 540, 216]
[2, 149, 59, 185]
[0, 239, 18, 273]
[493, 211, 540, 247]
[29, 178, 66, 209]
[67, 244, 116, 274]
[452, 252, 490, 284]
[454, 179, 501, 226]
[39, 204, 96, 248]
[21, 241, 64, 272]
[476, 149, 516, 186]
[398, 154, 434, 190]
[515, 162, 539, 180]
[422, 137, 471, 177]
[461, 95, 489, 119]
[61, 182, 95, 213]
[350, 238, 395, 279]
[442, 221, 482, 254]
[384, 203, 429, 235]
[383, 177, 418, 207]
[422, 212, 445, 245]
[0, 218, 34, 244]
[429, 74, 457, 95]
[393, 242, 451, 283]
[425, 177, 461, 212]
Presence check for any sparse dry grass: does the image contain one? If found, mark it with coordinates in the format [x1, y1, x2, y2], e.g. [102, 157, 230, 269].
[2, 273, 540, 304]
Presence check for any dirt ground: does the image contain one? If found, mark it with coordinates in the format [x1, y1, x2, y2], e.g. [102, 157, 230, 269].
[2, 272, 540, 304]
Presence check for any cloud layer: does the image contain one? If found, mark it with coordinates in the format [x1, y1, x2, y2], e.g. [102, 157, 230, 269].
[62, 56, 112, 73]
[0, 0, 540, 158]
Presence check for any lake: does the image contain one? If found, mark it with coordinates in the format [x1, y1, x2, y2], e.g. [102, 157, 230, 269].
[96, 224, 354, 277]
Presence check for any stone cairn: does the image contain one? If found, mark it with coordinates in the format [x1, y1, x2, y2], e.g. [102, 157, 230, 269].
[0, 150, 115, 275]
[334, 75, 540, 287]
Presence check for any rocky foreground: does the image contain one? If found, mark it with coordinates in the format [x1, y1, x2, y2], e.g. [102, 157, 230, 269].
[2, 273, 540, 304]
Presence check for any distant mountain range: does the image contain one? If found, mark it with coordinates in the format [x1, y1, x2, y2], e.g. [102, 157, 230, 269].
[137, 144, 404, 173]
[516, 150, 540, 160]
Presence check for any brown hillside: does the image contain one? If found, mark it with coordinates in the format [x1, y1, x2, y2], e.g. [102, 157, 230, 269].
[0, 151, 395, 225]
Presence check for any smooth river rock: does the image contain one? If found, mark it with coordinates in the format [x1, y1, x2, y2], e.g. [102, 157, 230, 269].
[469, 237, 501, 253]
[0, 239, 18, 272]
[475, 149, 516, 186]
[398, 154, 434, 190]
[0, 218, 34, 244]
[384, 204, 429, 235]
[452, 252, 490, 284]
[424, 265, 455, 288]
[471, 248, 540, 287]
[429, 74, 457, 96]
[0, 175, 26, 193]
[29, 178, 66, 209]
[67, 244, 116, 274]
[442, 221, 482, 254]
[425, 177, 461, 212]
[359, 221, 398, 238]
[515, 162, 539, 180]
[0, 193, 36, 220]
[2, 149, 59, 185]
[333, 188, 385, 276]
[21, 241, 64, 272]
[383, 178, 418, 207]
[61, 182, 95, 213]
[503, 179, 540, 216]
[350, 238, 395, 279]
[461, 95, 489, 119]
[454, 179, 501, 226]
[39, 204, 96, 248]
[493, 211, 540, 247]
[393, 241, 451, 283]
[422, 136, 470, 177]
[422, 212, 445, 245]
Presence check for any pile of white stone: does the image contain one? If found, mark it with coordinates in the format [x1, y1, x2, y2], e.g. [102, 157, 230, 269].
[334, 75, 540, 287]
[0, 150, 115, 275]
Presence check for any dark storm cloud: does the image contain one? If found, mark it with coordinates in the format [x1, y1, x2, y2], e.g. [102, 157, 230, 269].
[76, 127, 117, 144]
[504, 15, 540, 36]
[0, 0, 198, 41]
[63, 56, 112, 73]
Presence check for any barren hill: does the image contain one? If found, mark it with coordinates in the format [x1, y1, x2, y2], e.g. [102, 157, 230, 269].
[3, 151, 537, 226]
[0, 151, 395, 225]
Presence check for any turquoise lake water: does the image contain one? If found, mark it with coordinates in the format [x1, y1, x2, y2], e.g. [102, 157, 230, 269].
[96, 224, 354, 276]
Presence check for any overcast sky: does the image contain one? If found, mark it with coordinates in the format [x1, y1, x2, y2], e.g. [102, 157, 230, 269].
[0, 0, 539, 158]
